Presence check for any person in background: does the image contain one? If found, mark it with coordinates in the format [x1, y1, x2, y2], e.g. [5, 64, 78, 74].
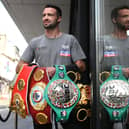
[99, 5, 129, 129]
[16, 4, 87, 129]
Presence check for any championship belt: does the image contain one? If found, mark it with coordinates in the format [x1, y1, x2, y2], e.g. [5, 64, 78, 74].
[44, 65, 80, 121]
[100, 65, 129, 120]
[74, 84, 91, 122]
[28, 67, 51, 124]
[10, 64, 37, 118]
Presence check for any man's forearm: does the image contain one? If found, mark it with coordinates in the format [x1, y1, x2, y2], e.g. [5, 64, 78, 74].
[16, 60, 28, 73]
[66, 60, 86, 72]
[75, 60, 86, 72]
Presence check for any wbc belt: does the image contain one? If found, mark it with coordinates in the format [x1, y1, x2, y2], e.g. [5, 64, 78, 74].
[45, 65, 80, 121]
[28, 67, 51, 124]
[11, 64, 37, 118]
[100, 65, 129, 121]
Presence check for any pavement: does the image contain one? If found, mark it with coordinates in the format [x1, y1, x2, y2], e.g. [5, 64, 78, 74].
[0, 108, 33, 129]
[0, 92, 33, 129]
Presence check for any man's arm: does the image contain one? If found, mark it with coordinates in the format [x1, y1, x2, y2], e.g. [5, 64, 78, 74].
[122, 68, 129, 78]
[75, 60, 86, 72]
[16, 59, 86, 77]
[47, 60, 86, 78]
[65, 60, 86, 73]
[16, 60, 29, 73]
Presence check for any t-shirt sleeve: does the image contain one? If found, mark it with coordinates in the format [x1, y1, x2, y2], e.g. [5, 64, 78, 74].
[20, 43, 34, 63]
[71, 36, 86, 62]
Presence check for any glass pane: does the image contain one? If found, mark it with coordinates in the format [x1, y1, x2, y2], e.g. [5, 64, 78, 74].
[96, 0, 129, 129]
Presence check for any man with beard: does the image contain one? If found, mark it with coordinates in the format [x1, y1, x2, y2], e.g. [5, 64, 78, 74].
[16, 4, 87, 129]
[16, 4, 86, 76]
[100, 5, 129, 75]
[99, 5, 129, 129]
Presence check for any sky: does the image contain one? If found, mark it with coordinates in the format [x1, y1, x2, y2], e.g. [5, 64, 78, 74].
[0, 1, 28, 56]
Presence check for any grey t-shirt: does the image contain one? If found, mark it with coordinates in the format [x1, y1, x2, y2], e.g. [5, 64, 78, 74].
[99, 34, 129, 71]
[21, 33, 86, 67]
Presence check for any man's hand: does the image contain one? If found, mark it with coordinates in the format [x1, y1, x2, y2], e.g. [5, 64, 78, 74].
[75, 60, 86, 72]
[16, 60, 28, 73]
[47, 67, 56, 78]
[122, 68, 129, 78]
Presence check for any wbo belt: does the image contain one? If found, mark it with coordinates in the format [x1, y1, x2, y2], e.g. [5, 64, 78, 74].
[44, 65, 80, 121]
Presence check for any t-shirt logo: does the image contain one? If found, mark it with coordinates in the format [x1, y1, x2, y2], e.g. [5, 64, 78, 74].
[104, 45, 118, 57]
[104, 50, 118, 57]
[60, 45, 71, 57]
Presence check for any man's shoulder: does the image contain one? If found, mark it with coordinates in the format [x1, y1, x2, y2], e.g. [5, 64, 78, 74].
[97, 34, 113, 42]
[31, 35, 45, 42]
[98, 34, 111, 40]
[29, 34, 46, 47]
[62, 33, 76, 39]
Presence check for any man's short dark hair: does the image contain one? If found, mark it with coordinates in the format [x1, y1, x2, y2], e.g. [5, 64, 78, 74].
[44, 4, 62, 17]
[111, 5, 129, 19]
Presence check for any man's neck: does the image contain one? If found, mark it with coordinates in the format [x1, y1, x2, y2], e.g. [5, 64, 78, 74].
[45, 28, 62, 39]
[112, 29, 128, 39]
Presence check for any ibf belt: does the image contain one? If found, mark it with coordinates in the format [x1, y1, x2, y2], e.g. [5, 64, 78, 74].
[10, 64, 37, 118]
[44, 65, 80, 121]
[28, 67, 51, 124]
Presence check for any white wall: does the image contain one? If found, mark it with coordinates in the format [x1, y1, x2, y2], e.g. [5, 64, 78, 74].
[1, 0, 71, 43]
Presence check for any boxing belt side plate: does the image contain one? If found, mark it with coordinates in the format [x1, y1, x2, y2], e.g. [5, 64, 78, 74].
[75, 84, 91, 122]
[11, 64, 37, 118]
[28, 67, 51, 125]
